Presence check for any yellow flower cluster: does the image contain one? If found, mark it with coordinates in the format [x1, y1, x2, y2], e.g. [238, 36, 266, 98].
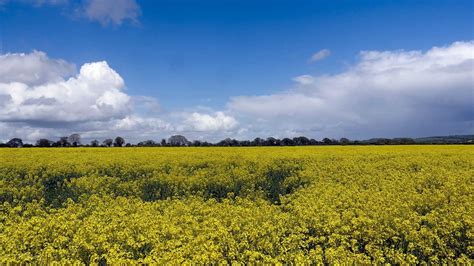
[0, 146, 472, 264]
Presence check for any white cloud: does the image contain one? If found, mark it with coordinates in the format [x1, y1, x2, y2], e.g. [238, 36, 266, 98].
[1, 41, 472, 143]
[309, 49, 331, 62]
[229, 41, 474, 139]
[184, 111, 238, 132]
[292, 74, 315, 85]
[112, 115, 171, 132]
[0, 52, 130, 123]
[0, 51, 240, 143]
[0, 0, 141, 26]
[84, 0, 141, 26]
[0, 51, 75, 86]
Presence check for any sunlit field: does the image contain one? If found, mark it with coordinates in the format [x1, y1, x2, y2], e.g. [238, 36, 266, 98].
[1, 146, 472, 264]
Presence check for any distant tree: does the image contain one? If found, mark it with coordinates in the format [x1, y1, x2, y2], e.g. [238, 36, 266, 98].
[251, 137, 264, 146]
[138, 140, 156, 147]
[192, 140, 202, 147]
[322, 138, 333, 145]
[103, 139, 113, 147]
[90, 140, 99, 147]
[239, 140, 251, 146]
[201, 141, 211, 147]
[218, 138, 233, 146]
[168, 135, 190, 146]
[293, 136, 311, 145]
[56, 137, 69, 147]
[160, 139, 167, 146]
[373, 138, 391, 145]
[125, 143, 132, 147]
[339, 138, 350, 145]
[281, 138, 295, 146]
[7, 138, 23, 148]
[36, 139, 52, 147]
[68, 134, 81, 147]
[265, 137, 279, 146]
[219, 138, 240, 146]
[114, 136, 125, 147]
[392, 138, 415, 145]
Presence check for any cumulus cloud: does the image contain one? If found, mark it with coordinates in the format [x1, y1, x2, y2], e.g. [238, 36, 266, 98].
[1, 41, 472, 143]
[0, 51, 240, 143]
[309, 49, 331, 62]
[0, 51, 75, 86]
[83, 0, 141, 26]
[184, 112, 238, 132]
[230, 41, 474, 139]
[0, 53, 130, 124]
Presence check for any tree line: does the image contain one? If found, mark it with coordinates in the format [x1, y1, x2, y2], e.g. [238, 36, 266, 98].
[2, 133, 471, 148]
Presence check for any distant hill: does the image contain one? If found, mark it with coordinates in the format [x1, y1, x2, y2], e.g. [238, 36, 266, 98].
[414, 135, 474, 144]
[358, 135, 474, 145]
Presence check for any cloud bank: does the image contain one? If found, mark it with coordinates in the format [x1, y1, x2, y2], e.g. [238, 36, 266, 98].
[0, 41, 472, 143]
[0, 51, 238, 142]
[229, 41, 474, 139]
[0, 53, 130, 123]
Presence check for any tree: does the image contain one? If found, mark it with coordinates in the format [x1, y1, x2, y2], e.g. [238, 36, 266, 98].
[281, 138, 295, 146]
[293, 136, 311, 145]
[265, 137, 280, 146]
[103, 139, 113, 147]
[201, 141, 211, 147]
[36, 139, 52, 147]
[251, 138, 264, 146]
[137, 140, 156, 147]
[239, 140, 251, 146]
[160, 139, 167, 146]
[56, 137, 69, 147]
[218, 138, 233, 146]
[68, 134, 81, 147]
[114, 136, 125, 147]
[230, 139, 240, 146]
[373, 138, 391, 145]
[90, 140, 99, 147]
[322, 138, 333, 145]
[168, 135, 190, 146]
[392, 138, 415, 145]
[7, 138, 23, 148]
[339, 138, 350, 145]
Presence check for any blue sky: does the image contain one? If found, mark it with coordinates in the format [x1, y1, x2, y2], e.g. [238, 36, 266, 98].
[0, 0, 473, 142]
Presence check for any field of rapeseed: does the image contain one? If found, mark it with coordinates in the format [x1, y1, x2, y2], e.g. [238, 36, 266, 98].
[0, 146, 472, 264]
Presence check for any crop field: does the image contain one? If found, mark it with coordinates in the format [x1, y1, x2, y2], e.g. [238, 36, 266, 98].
[0, 146, 473, 264]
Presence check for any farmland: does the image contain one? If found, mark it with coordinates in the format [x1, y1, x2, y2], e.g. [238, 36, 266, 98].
[0, 146, 473, 264]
